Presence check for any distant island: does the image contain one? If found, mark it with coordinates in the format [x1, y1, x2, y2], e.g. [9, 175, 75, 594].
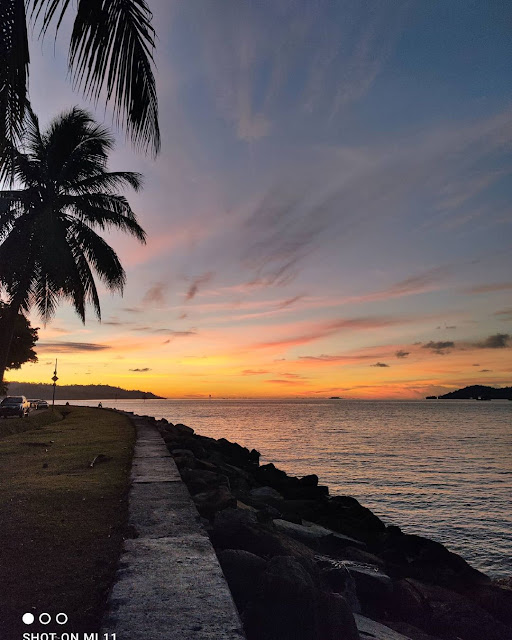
[5, 382, 164, 400]
[437, 385, 512, 400]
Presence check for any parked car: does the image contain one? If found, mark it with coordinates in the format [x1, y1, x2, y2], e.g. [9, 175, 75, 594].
[27, 399, 49, 409]
[0, 396, 31, 418]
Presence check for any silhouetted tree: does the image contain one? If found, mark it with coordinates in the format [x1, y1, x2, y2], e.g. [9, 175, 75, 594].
[0, 302, 38, 394]
[1, 0, 159, 180]
[0, 106, 146, 386]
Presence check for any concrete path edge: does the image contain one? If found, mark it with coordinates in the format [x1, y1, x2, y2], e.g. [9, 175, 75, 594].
[101, 413, 246, 640]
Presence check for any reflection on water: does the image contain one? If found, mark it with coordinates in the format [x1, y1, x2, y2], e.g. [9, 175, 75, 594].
[67, 398, 511, 577]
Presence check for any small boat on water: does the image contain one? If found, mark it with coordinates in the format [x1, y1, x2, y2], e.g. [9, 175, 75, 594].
[476, 397, 491, 401]
[329, 396, 342, 399]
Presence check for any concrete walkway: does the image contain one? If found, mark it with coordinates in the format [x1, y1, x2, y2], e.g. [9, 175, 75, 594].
[102, 414, 246, 639]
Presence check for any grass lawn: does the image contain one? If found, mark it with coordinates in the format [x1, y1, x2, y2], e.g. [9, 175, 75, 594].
[0, 405, 135, 637]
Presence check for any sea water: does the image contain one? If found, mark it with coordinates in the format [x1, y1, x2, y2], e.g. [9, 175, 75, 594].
[68, 398, 511, 577]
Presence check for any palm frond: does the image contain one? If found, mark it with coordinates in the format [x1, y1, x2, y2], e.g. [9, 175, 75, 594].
[0, 0, 30, 182]
[69, 0, 160, 156]
[29, 0, 72, 37]
[67, 219, 126, 293]
[68, 170, 143, 195]
[43, 107, 114, 184]
[62, 193, 147, 242]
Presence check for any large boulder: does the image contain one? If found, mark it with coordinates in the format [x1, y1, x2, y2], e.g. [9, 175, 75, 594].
[215, 438, 260, 469]
[273, 519, 366, 556]
[250, 486, 283, 502]
[217, 549, 267, 610]
[459, 579, 512, 627]
[380, 532, 490, 589]
[243, 556, 359, 640]
[391, 578, 511, 640]
[212, 508, 315, 561]
[342, 561, 393, 618]
[171, 448, 196, 469]
[318, 495, 386, 543]
[181, 468, 230, 495]
[192, 485, 236, 519]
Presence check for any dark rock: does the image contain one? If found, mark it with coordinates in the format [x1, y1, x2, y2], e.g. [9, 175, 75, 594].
[380, 533, 490, 589]
[319, 564, 361, 613]
[317, 592, 360, 640]
[219, 463, 256, 495]
[272, 519, 366, 556]
[459, 579, 512, 627]
[335, 546, 386, 568]
[317, 495, 386, 543]
[192, 485, 236, 519]
[216, 438, 259, 469]
[281, 484, 330, 500]
[175, 422, 194, 435]
[263, 555, 317, 596]
[217, 549, 267, 610]
[256, 508, 278, 524]
[250, 486, 283, 502]
[181, 468, 230, 495]
[343, 561, 393, 618]
[254, 463, 297, 492]
[279, 499, 324, 521]
[243, 556, 359, 640]
[212, 508, 315, 561]
[172, 448, 196, 469]
[195, 458, 221, 473]
[391, 578, 511, 640]
[383, 620, 444, 640]
[249, 448, 261, 464]
[299, 474, 319, 487]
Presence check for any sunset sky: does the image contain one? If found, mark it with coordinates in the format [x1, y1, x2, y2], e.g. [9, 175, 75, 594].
[11, 1, 512, 398]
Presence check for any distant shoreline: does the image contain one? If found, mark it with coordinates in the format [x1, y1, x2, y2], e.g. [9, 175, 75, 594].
[5, 382, 163, 401]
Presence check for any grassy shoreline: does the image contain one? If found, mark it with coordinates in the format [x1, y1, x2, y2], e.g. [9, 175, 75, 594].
[0, 405, 135, 636]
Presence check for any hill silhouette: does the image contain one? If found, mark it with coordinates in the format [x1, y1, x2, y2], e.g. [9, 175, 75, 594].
[438, 385, 512, 400]
[5, 382, 163, 400]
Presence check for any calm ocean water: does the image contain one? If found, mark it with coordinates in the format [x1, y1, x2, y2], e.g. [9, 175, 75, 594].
[68, 398, 511, 578]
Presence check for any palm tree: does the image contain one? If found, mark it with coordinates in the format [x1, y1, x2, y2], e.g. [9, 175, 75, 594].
[0, 106, 146, 385]
[1, 0, 159, 180]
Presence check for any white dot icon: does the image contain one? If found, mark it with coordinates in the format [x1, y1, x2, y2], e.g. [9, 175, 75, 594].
[56, 613, 68, 624]
[22, 613, 34, 625]
[39, 613, 51, 625]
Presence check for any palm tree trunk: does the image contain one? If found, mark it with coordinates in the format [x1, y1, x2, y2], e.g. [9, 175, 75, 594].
[0, 291, 25, 391]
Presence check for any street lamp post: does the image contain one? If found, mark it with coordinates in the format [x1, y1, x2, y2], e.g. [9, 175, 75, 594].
[51, 359, 58, 410]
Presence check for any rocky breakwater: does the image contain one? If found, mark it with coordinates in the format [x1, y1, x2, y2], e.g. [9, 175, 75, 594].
[143, 414, 511, 640]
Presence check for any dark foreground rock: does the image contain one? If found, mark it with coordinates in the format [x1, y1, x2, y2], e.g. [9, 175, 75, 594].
[155, 417, 512, 640]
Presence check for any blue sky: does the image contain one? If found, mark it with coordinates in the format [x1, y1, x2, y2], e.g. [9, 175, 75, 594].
[14, 0, 512, 397]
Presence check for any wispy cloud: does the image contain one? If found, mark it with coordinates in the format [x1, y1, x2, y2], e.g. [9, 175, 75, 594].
[192, 1, 408, 141]
[476, 333, 510, 348]
[162, 330, 198, 344]
[185, 273, 214, 301]
[465, 282, 512, 294]
[37, 342, 110, 353]
[494, 308, 512, 320]
[371, 362, 390, 367]
[129, 368, 152, 372]
[395, 350, 410, 358]
[422, 341, 455, 354]
[255, 314, 418, 350]
[242, 369, 270, 375]
[142, 282, 167, 305]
